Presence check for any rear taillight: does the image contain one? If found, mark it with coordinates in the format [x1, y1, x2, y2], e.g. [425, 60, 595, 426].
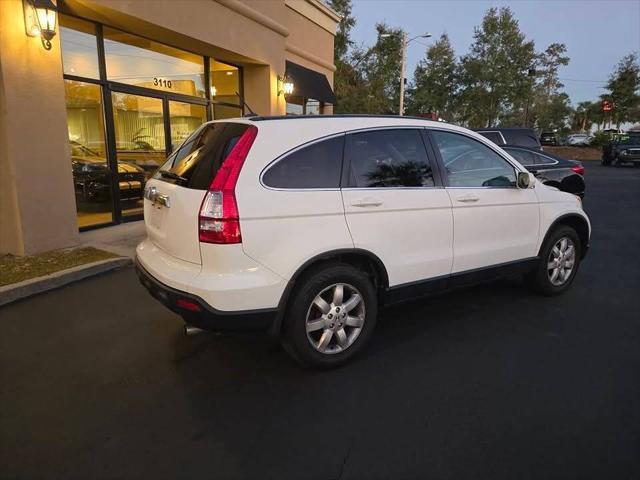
[571, 165, 585, 175]
[199, 126, 257, 244]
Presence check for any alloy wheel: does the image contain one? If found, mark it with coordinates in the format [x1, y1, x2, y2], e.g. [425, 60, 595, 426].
[547, 237, 576, 286]
[305, 283, 365, 355]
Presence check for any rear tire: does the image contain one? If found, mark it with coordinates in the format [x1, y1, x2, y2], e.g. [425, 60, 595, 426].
[281, 263, 377, 368]
[527, 226, 581, 296]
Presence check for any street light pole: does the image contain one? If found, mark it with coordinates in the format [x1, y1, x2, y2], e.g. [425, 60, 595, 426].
[399, 31, 407, 116]
[382, 31, 432, 116]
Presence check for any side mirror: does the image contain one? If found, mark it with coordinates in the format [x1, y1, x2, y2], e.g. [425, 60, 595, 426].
[517, 171, 532, 189]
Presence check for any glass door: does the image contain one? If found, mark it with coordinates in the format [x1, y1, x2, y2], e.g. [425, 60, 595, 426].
[168, 100, 207, 153]
[111, 91, 167, 218]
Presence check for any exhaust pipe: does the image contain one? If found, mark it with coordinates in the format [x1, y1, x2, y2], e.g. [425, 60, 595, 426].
[184, 324, 205, 336]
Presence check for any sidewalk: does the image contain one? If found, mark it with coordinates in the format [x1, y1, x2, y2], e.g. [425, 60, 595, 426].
[79, 221, 146, 258]
[1, 222, 145, 306]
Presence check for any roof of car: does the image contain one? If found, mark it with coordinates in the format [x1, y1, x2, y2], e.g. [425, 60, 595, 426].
[247, 114, 445, 123]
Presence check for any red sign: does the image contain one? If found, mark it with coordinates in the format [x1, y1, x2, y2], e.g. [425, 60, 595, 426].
[602, 100, 613, 112]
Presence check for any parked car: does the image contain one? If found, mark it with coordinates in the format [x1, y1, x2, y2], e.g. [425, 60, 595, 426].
[566, 133, 592, 146]
[135, 116, 590, 368]
[475, 128, 542, 149]
[502, 145, 585, 197]
[70, 141, 147, 202]
[602, 132, 640, 166]
[540, 131, 558, 146]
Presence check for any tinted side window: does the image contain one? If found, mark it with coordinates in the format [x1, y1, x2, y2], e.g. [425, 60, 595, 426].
[431, 130, 516, 187]
[506, 131, 540, 148]
[155, 122, 249, 190]
[529, 152, 556, 165]
[263, 136, 344, 189]
[477, 131, 504, 145]
[345, 129, 434, 188]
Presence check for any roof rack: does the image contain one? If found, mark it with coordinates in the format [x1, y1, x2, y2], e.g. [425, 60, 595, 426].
[248, 114, 440, 122]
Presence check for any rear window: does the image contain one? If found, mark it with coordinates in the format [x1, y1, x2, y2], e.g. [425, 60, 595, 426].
[154, 122, 250, 190]
[477, 131, 504, 145]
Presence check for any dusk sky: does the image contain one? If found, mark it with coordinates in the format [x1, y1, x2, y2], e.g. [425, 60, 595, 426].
[349, 0, 640, 105]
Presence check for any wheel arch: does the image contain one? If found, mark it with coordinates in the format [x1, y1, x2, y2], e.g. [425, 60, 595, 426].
[268, 249, 389, 336]
[541, 213, 590, 259]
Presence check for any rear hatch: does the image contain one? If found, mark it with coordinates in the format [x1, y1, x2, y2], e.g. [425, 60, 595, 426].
[143, 122, 252, 264]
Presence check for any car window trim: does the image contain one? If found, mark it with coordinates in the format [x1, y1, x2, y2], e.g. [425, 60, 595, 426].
[341, 126, 444, 190]
[259, 132, 347, 191]
[425, 128, 524, 189]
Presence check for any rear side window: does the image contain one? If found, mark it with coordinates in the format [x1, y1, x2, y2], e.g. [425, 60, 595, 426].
[477, 131, 504, 145]
[155, 122, 249, 190]
[344, 129, 435, 188]
[262, 136, 344, 189]
[504, 148, 537, 166]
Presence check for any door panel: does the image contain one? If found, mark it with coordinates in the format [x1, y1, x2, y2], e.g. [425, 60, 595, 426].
[341, 129, 454, 287]
[447, 188, 539, 272]
[429, 129, 540, 273]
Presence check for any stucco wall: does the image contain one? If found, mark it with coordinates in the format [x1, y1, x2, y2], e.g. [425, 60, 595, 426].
[0, 0, 79, 255]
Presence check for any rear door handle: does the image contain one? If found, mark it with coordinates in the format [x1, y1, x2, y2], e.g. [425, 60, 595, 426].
[351, 197, 383, 208]
[456, 194, 480, 203]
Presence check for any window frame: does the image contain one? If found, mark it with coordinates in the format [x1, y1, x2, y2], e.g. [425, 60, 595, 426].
[425, 128, 525, 189]
[341, 127, 444, 190]
[58, 9, 246, 230]
[259, 133, 347, 191]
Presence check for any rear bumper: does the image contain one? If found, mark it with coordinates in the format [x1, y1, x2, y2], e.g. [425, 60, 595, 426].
[135, 259, 277, 332]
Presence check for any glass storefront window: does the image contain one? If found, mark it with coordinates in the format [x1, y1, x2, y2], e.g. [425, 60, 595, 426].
[111, 92, 167, 218]
[59, 15, 100, 79]
[104, 28, 206, 97]
[64, 80, 114, 228]
[305, 99, 321, 115]
[169, 101, 207, 153]
[210, 60, 240, 105]
[286, 96, 304, 115]
[213, 103, 243, 119]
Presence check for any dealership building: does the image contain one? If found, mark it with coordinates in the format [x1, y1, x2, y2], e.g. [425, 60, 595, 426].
[0, 0, 338, 255]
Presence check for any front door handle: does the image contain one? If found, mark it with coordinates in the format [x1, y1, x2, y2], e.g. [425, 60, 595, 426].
[351, 197, 383, 208]
[456, 194, 480, 203]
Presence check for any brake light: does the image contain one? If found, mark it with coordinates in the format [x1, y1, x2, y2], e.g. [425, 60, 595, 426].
[571, 165, 585, 175]
[199, 126, 258, 244]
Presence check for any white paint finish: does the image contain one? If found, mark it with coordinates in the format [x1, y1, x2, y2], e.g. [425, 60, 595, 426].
[239, 188, 354, 279]
[194, 243, 286, 310]
[342, 188, 453, 286]
[143, 179, 205, 265]
[136, 238, 201, 292]
[448, 188, 540, 272]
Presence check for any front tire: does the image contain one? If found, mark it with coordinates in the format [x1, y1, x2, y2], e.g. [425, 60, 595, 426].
[528, 226, 581, 296]
[282, 263, 377, 368]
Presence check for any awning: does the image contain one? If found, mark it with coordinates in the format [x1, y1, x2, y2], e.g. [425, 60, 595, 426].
[285, 61, 336, 104]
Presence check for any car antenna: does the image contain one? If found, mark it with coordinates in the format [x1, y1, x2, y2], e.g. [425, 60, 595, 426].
[236, 91, 257, 117]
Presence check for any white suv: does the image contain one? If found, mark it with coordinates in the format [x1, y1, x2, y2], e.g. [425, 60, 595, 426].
[136, 116, 590, 367]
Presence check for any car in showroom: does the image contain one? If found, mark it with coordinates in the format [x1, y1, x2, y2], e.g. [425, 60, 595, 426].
[71, 141, 148, 203]
[601, 132, 640, 166]
[135, 116, 590, 368]
[475, 127, 542, 149]
[501, 145, 585, 197]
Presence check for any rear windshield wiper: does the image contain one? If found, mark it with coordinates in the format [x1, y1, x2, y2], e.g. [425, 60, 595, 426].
[158, 170, 187, 183]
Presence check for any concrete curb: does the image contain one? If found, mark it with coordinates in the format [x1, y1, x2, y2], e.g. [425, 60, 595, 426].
[0, 257, 132, 307]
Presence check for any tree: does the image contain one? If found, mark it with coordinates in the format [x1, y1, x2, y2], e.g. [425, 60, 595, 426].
[405, 33, 457, 120]
[327, 0, 359, 113]
[605, 53, 640, 128]
[457, 7, 536, 128]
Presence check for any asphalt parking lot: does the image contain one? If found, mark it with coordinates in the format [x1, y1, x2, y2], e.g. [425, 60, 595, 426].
[1, 162, 639, 480]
